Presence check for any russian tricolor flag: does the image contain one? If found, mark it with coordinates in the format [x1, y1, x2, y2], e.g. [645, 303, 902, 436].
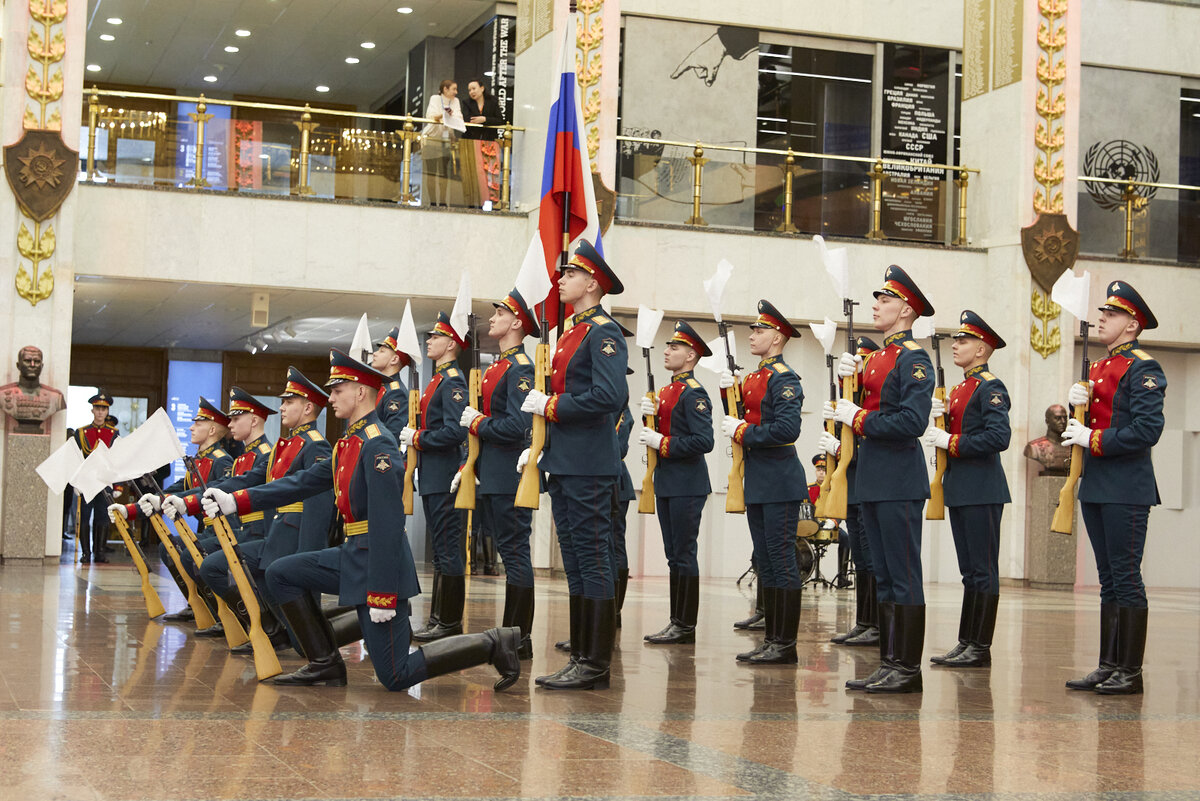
[514, 12, 603, 332]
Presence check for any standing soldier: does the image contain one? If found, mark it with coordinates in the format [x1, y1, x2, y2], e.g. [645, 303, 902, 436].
[458, 288, 538, 657]
[1062, 281, 1165, 695]
[404, 312, 469, 641]
[720, 300, 805, 665]
[923, 311, 1011, 668]
[203, 350, 520, 690]
[825, 266, 934, 693]
[75, 392, 118, 563]
[640, 320, 714, 645]
[520, 240, 628, 690]
[371, 325, 413, 441]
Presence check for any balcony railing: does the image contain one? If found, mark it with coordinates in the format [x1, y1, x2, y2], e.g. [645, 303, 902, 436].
[1078, 176, 1200, 263]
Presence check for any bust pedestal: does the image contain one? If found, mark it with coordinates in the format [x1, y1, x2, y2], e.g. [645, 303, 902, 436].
[1024, 473, 1077, 589]
[1, 433, 52, 563]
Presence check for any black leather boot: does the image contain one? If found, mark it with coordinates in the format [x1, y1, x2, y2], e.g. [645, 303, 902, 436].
[554, 594, 581, 652]
[1094, 606, 1147, 695]
[645, 572, 679, 642]
[738, 587, 777, 661]
[270, 595, 347, 686]
[734, 581, 766, 630]
[482, 536, 500, 576]
[413, 571, 442, 636]
[932, 589, 977, 665]
[834, 542, 852, 588]
[412, 574, 464, 641]
[866, 604, 924, 693]
[843, 573, 880, 646]
[503, 584, 536, 659]
[1067, 603, 1119, 690]
[615, 568, 629, 628]
[328, 607, 363, 649]
[832, 569, 871, 644]
[748, 587, 800, 664]
[540, 597, 614, 690]
[421, 626, 522, 690]
[942, 593, 998, 668]
[539, 595, 582, 685]
[847, 601, 894, 689]
[648, 574, 698, 644]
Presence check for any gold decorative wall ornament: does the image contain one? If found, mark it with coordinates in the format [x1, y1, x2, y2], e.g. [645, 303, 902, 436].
[1030, 289, 1062, 360]
[25, 0, 68, 131]
[574, 0, 603, 171]
[1033, 0, 1067, 214]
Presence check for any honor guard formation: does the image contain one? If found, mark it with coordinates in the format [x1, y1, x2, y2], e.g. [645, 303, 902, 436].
[90, 252, 1167, 699]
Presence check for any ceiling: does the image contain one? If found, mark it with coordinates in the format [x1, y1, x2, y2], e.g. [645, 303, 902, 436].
[84, 0, 499, 108]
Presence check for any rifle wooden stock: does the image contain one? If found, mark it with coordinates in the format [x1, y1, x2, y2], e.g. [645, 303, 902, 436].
[824, 375, 856, 520]
[638, 391, 657, 514]
[455, 368, 482, 510]
[110, 513, 166, 619]
[814, 419, 835, 518]
[172, 515, 248, 647]
[1050, 393, 1087, 535]
[926, 385, 948, 520]
[403, 388, 418, 515]
[146, 513, 216, 629]
[724, 382, 745, 514]
[515, 341, 549, 510]
[208, 514, 282, 680]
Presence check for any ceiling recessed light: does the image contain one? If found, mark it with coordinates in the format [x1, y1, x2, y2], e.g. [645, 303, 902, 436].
[345, 57, 360, 64]
[203, 75, 218, 83]
[397, 6, 413, 12]
[315, 85, 330, 93]
[224, 45, 239, 53]
[235, 28, 252, 37]
[99, 34, 115, 41]
[106, 17, 122, 24]
[360, 41, 375, 49]
[86, 64, 102, 72]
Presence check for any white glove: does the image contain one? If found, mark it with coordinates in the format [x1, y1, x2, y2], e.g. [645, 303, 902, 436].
[639, 396, 657, 417]
[516, 448, 531, 473]
[369, 607, 397, 624]
[820, 518, 837, 530]
[923, 426, 951, 450]
[450, 470, 462, 493]
[162, 495, 187, 521]
[137, 494, 161, 517]
[836, 352, 862, 378]
[1061, 417, 1092, 448]
[399, 427, 416, 447]
[930, 397, 946, 419]
[460, 406, 484, 428]
[721, 415, 744, 438]
[819, 431, 841, 455]
[718, 369, 736, 390]
[827, 398, 860, 426]
[107, 503, 127, 523]
[1068, 380, 1093, 408]
[638, 429, 664, 450]
[521, 389, 550, 416]
[201, 487, 237, 518]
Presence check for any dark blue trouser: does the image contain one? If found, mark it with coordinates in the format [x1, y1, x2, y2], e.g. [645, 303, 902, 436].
[1081, 502, 1149, 608]
[844, 503, 873, 574]
[159, 531, 219, 584]
[948, 504, 1003, 594]
[423, 492, 466, 576]
[747, 501, 801, 590]
[266, 549, 427, 690]
[861, 499, 925, 605]
[198, 528, 267, 597]
[478, 493, 533, 587]
[657, 495, 705, 576]
[548, 474, 616, 599]
[611, 496, 630, 573]
[79, 496, 109, 556]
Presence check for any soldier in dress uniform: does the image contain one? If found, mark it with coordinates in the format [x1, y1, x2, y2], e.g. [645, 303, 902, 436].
[640, 320, 714, 645]
[923, 311, 1011, 668]
[826, 336, 883, 647]
[720, 300, 805, 665]
[403, 312, 469, 641]
[458, 288, 537, 658]
[371, 325, 413, 441]
[74, 392, 118, 564]
[808, 454, 826, 504]
[825, 265, 934, 693]
[1062, 281, 1165, 695]
[203, 349, 520, 690]
[520, 240, 629, 690]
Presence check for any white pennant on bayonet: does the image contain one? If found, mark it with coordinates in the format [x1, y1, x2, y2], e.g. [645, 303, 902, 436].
[813, 235, 850, 300]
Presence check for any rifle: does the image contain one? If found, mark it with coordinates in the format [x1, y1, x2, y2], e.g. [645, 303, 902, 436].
[824, 299, 858, 520]
[133, 479, 217, 630]
[515, 317, 549, 509]
[814, 354, 836, 518]
[455, 313, 481, 511]
[1051, 321, 1092, 534]
[926, 333, 948, 520]
[102, 488, 165, 619]
[718, 319, 746, 514]
[402, 362, 419, 515]
[638, 345, 657, 514]
[185, 457, 282, 680]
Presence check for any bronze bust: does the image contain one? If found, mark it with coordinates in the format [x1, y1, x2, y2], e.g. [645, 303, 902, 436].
[1024, 403, 1072, 476]
[0, 345, 66, 434]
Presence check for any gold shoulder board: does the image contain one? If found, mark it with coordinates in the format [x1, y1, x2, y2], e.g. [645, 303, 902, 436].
[307, 430, 324, 441]
[447, 368, 459, 378]
[259, 443, 271, 453]
[773, 363, 789, 373]
[214, 449, 227, 458]
[1132, 349, 1151, 361]
[389, 381, 401, 390]
[687, 378, 701, 388]
[592, 315, 611, 326]
[515, 354, 530, 365]
[979, 371, 996, 381]
[904, 341, 921, 350]
[365, 424, 381, 439]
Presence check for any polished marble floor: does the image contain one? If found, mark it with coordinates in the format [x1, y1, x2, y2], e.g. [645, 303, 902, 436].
[1, 553, 1198, 801]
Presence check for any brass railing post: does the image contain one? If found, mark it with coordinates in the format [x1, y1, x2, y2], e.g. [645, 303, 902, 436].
[953, 169, 969, 246]
[866, 159, 886, 239]
[187, 95, 213, 188]
[685, 143, 708, 226]
[776, 149, 798, 233]
[86, 89, 99, 182]
[498, 124, 514, 212]
[398, 117, 417, 203]
[1119, 182, 1138, 259]
[294, 105, 318, 196]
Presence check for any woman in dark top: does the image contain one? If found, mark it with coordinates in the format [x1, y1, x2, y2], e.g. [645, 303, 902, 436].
[461, 78, 504, 207]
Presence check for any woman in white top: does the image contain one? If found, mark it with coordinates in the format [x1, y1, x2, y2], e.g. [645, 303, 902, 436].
[423, 80, 463, 207]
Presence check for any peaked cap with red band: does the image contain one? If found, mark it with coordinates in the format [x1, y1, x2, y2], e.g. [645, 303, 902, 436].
[855, 335, 880, 355]
[749, 299, 802, 339]
[87, 391, 114, 408]
[1098, 280, 1157, 330]
[228, 386, 277, 418]
[563, 239, 623, 295]
[193, 397, 231, 427]
[493, 287, 541, 338]
[666, 319, 712, 357]
[374, 326, 413, 368]
[429, 311, 470, 351]
[326, 348, 388, 391]
[953, 309, 1006, 349]
[873, 264, 935, 318]
[278, 366, 330, 408]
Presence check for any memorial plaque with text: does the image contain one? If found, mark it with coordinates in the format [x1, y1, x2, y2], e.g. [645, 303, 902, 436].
[516, 0, 533, 55]
[993, 0, 1023, 89]
[963, 0, 991, 100]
